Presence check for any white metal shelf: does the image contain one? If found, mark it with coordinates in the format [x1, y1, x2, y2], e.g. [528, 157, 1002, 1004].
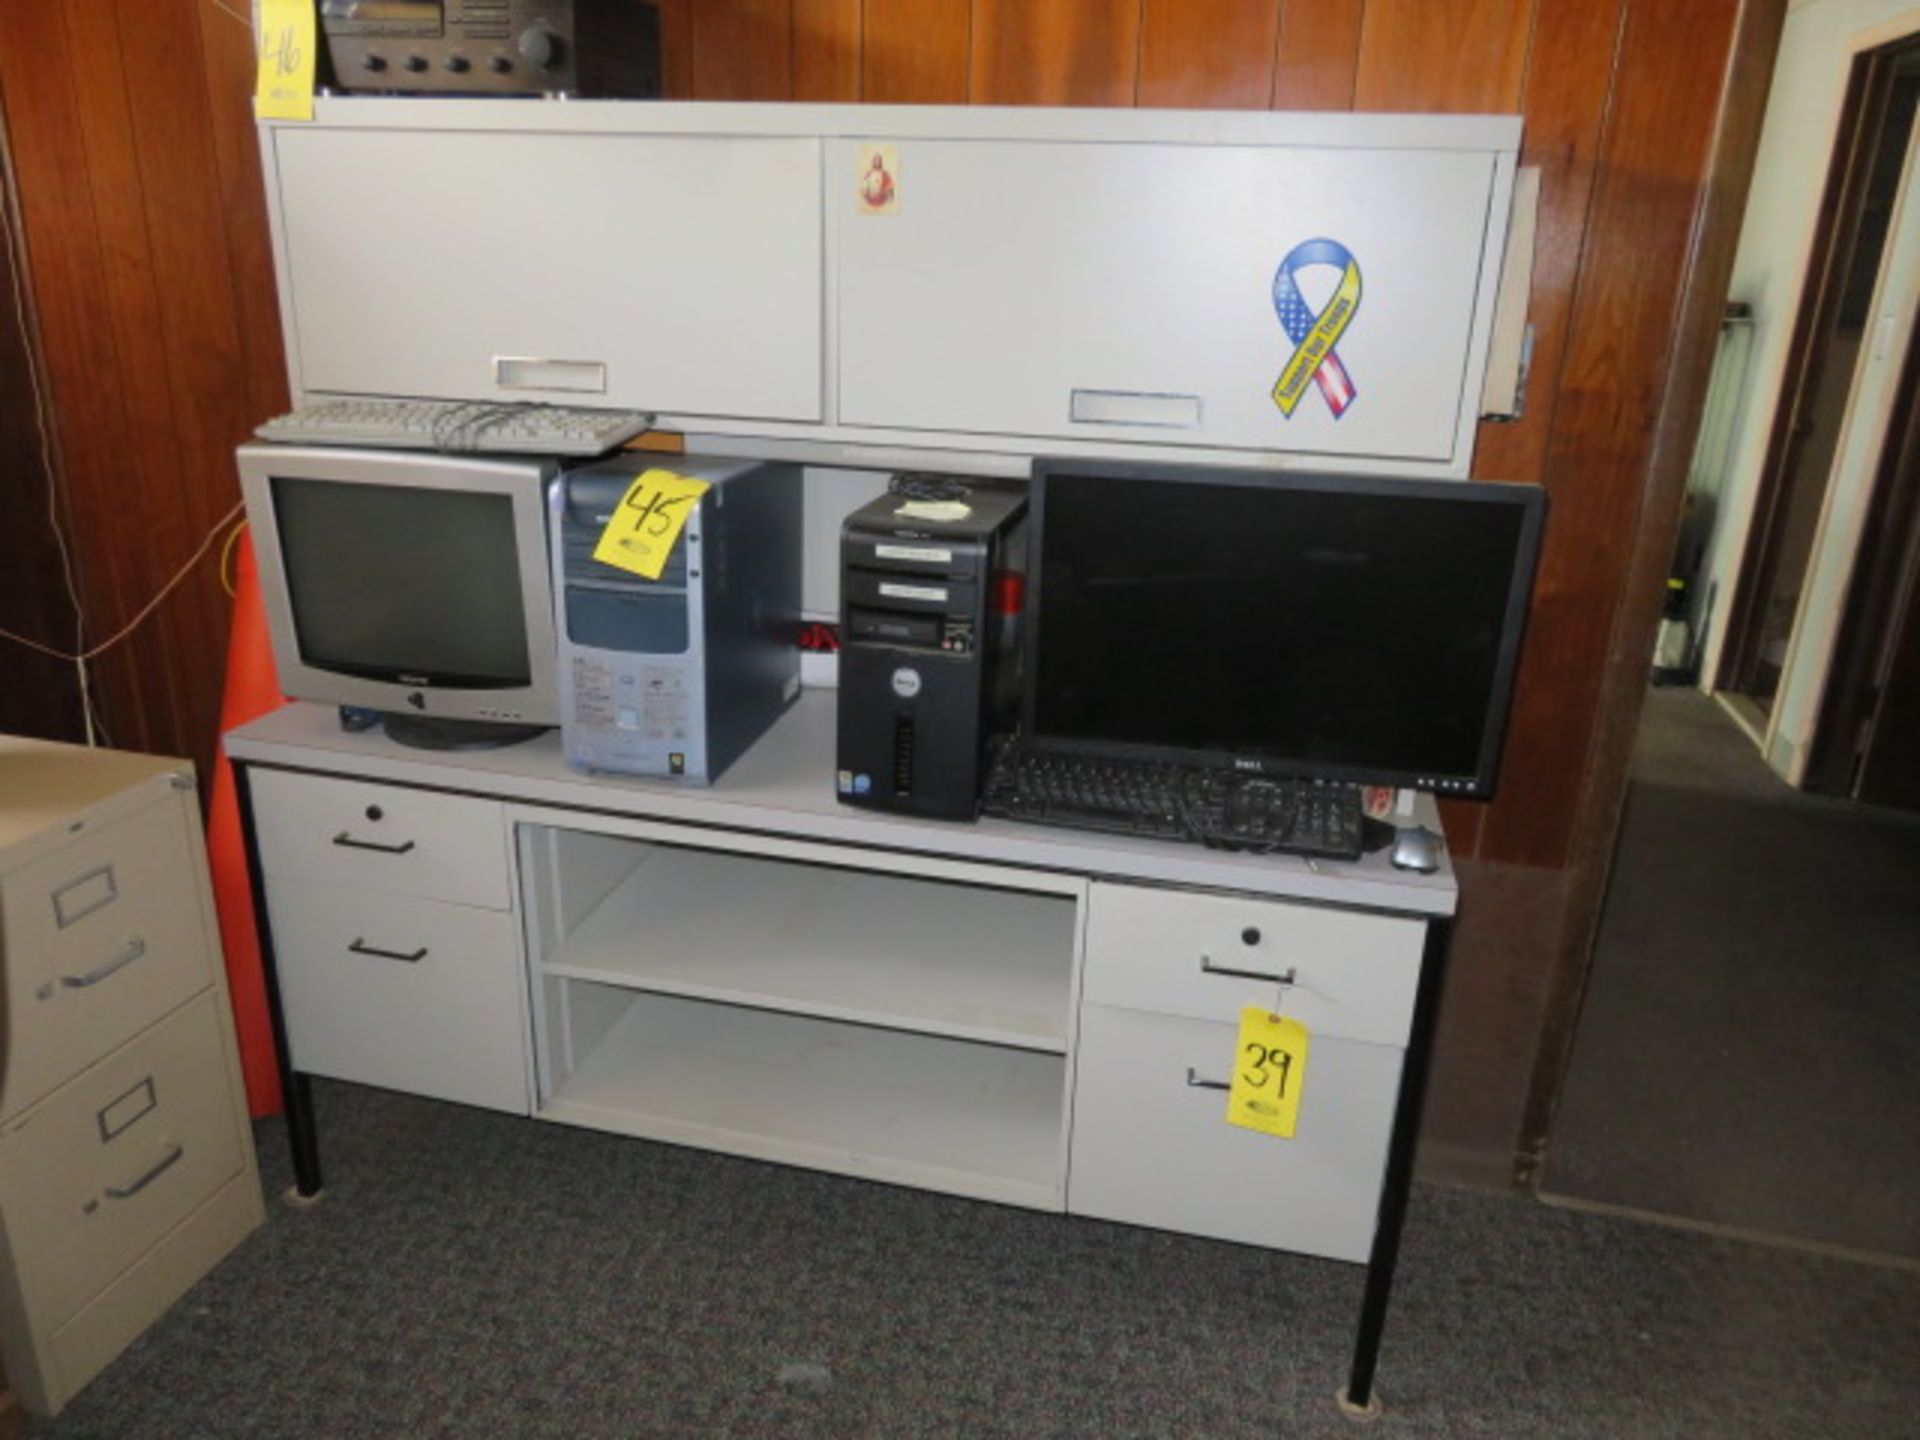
[544, 847, 1078, 1053]
[541, 988, 1067, 1210]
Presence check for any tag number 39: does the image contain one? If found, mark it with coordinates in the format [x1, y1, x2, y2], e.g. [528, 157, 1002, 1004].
[1241, 1042, 1293, 1097]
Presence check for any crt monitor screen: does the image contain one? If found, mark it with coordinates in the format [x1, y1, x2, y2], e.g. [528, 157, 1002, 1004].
[1027, 463, 1544, 794]
[271, 476, 534, 688]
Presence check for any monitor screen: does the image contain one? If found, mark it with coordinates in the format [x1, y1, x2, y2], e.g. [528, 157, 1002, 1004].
[271, 475, 533, 688]
[1027, 463, 1544, 795]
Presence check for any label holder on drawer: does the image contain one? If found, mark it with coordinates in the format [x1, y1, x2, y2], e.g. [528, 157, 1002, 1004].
[97, 1077, 158, 1142]
[52, 865, 118, 928]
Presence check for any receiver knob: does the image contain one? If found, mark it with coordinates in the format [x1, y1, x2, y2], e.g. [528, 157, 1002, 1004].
[402, 54, 428, 73]
[362, 53, 388, 73]
[516, 27, 558, 68]
[445, 54, 471, 74]
[489, 54, 513, 74]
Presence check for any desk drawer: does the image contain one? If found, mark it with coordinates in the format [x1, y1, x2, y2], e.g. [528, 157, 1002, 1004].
[1081, 882, 1424, 1047]
[251, 768, 510, 910]
[269, 877, 528, 1113]
[1066, 1003, 1400, 1263]
[0, 992, 247, 1335]
[1, 790, 214, 1120]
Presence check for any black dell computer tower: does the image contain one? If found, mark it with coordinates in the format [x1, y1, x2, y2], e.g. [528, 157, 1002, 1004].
[837, 483, 1027, 819]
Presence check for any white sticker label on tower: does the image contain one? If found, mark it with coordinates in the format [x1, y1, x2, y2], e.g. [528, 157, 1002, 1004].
[878, 582, 947, 603]
[875, 544, 953, 564]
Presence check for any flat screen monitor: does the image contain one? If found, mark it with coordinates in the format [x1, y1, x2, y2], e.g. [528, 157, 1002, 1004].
[238, 444, 561, 740]
[1025, 460, 1545, 797]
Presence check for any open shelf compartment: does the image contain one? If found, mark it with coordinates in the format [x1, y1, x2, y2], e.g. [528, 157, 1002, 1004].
[540, 982, 1069, 1209]
[533, 832, 1080, 1053]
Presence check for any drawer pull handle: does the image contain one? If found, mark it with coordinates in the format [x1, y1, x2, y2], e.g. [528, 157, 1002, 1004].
[1199, 956, 1297, 986]
[1185, 1068, 1230, 1092]
[332, 831, 417, 855]
[61, 936, 147, 989]
[348, 938, 429, 963]
[106, 1144, 184, 1199]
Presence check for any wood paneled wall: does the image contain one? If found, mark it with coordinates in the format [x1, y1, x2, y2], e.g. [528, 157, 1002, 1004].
[0, 0, 1764, 1180]
[0, 135, 86, 745]
[0, 0, 287, 785]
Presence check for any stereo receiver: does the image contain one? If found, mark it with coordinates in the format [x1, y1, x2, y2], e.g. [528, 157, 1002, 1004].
[318, 0, 661, 97]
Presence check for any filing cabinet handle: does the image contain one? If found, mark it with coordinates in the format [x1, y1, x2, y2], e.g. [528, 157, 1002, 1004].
[1199, 956, 1298, 986]
[1184, 1068, 1230, 1092]
[60, 936, 147, 989]
[348, 938, 429, 963]
[332, 831, 417, 855]
[105, 1143, 184, 1199]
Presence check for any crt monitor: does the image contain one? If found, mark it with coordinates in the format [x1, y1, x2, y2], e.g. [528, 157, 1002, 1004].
[237, 443, 561, 744]
[1025, 459, 1546, 797]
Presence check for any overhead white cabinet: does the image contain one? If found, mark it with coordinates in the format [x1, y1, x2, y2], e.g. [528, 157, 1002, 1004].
[834, 139, 1498, 465]
[261, 102, 1519, 478]
[271, 126, 825, 421]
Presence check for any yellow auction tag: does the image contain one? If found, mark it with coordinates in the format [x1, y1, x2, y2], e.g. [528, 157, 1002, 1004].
[1226, 1007, 1309, 1139]
[255, 0, 317, 121]
[592, 469, 712, 581]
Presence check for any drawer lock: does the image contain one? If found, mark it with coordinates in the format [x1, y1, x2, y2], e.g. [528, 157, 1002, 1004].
[1199, 956, 1297, 986]
[59, 936, 148, 991]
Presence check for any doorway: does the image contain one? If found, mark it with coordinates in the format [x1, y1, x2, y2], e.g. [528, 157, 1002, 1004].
[1543, 7, 1920, 1263]
[1719, 41, 1920, 742]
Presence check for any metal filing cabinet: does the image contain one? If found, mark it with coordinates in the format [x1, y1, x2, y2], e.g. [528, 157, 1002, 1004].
[0, 738, 264, 1416]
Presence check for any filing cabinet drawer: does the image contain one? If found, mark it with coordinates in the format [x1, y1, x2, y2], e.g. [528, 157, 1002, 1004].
[0, 992, 248, 1335]
[1066, 1004, 1401, 1263]
[1, 791, 214, 1120]
[269, 876, 529, 1113]
[251, 768, 510, 910]
[1081, 882, 1424, 1047]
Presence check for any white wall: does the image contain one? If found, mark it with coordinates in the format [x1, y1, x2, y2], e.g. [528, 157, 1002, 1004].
[1699, 0, 1920, 779]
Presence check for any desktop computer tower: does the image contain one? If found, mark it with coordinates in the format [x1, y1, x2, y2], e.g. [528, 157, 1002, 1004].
[837, 483, 1027, 819]
[550, 455, 801, 783]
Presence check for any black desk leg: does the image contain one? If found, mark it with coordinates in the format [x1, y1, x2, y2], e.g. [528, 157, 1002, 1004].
[1342, 916, 1452, 1417]
[234, 763, 324, 1199]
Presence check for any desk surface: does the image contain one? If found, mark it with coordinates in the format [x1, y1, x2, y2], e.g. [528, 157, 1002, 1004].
[227, 694, 1457, 917]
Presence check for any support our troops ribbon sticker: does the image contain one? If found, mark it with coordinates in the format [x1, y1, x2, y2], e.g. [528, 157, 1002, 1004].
[1271, 238, 1363, 420]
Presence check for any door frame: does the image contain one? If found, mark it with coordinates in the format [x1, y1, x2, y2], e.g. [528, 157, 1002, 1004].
[1714, 28, 1918, 731]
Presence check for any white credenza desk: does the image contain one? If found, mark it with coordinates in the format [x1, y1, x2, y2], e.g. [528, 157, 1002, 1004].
[226, 694, 1456, 1414]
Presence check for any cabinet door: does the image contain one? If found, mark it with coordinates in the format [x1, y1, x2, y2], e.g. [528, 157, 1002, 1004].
[267, 877, 529, 1114]
[835, 139, 1497, 465]
[274, 128, 824, 421]
[1068, 1004, 1400, 1263]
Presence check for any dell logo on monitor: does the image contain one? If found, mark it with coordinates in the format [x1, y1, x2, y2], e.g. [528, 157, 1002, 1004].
[1233, 758, 1265, 773]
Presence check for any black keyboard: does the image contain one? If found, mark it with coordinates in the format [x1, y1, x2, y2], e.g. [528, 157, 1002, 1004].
[981, 743, 1366, 861]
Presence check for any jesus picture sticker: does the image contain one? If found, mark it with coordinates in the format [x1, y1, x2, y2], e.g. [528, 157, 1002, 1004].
[856, 144, 900, 215]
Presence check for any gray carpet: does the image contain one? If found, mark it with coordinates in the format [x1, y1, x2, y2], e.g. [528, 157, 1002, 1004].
[1544, 689, 1920, 1259]
[25, 1078, 1920, 1438]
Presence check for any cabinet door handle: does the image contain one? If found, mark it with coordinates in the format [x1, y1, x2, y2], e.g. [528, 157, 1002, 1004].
[1199, 956, 1297, 986]
[1185, 1068, 1230, 1092]
[60, 936, 147, 989]
[332, 831, 416, 855]
[105, 1143, 184, 1199]
[348, 938, 428, 963]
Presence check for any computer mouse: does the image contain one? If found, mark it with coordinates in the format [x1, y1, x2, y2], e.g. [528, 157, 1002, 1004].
[1389, 824, 1443, 874]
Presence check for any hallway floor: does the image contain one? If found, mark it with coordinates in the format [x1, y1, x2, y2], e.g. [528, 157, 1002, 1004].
[1543, 687, 1920, 1262]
